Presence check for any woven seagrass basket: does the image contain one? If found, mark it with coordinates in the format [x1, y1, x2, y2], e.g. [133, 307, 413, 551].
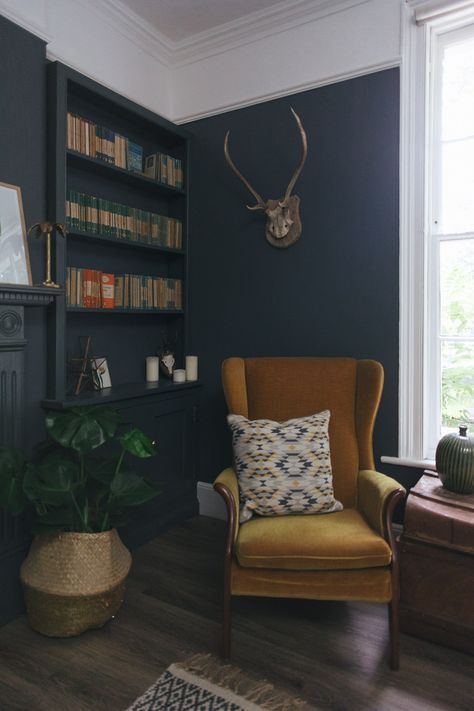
[20, 529, 132, 637]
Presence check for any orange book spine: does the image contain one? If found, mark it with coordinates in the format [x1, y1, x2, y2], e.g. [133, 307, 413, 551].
[101, 273, 115, 309]
[83, 268, 92, 308]
[95, 270, 101, 308]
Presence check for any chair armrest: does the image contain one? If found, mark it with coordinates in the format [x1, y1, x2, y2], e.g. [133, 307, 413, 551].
[357, 470, 406, 541]
[214, 468, 240, 546]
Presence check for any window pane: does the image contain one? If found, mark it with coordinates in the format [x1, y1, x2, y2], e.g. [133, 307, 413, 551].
[440, 239, 474, 337]
[441, 340, 474, 428]
[442, 34, 474, 142]
[439, 138, 474, 233]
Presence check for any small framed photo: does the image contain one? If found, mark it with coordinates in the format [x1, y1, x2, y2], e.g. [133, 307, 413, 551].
[91, 357, 112, 390]
[0, 182, 32, 286]
[159, 351, 175, 379]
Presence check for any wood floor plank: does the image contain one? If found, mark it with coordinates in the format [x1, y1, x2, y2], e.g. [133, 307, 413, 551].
[0, 516, 472, 710]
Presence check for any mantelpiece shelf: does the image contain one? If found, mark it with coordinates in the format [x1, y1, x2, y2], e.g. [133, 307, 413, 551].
[0, 284, 65, 306]
[68, 230, 185, 255]
[67, 307, 184, 314]
[43, 378, 201, 409]
[66, 150, 185, 198]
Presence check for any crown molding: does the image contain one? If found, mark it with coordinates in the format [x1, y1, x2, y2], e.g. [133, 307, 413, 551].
[87, 0, 372, 70]
[46, 48, 173, 120]
[75, 0, 173, 67]
[174, 57, 401, 124]
[0, 0, 386, 73]
[172, 0, 372, 67]
[0, 1, 51, 42]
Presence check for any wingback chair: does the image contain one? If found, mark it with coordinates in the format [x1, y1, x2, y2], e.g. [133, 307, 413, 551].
[214, 357, 406, 669]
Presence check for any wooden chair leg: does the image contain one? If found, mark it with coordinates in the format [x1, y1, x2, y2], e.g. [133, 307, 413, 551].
[222, 585, 231, 659]
[385, 488, 404, 670]
[388, 597, 400, 670]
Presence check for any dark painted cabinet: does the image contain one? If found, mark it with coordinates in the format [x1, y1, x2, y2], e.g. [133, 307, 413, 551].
[117, 389, 200, 546]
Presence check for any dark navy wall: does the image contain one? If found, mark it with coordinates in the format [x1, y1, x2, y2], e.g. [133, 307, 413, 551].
[0, 15, 47, 622]
[187, 68, 418, 492]
[1, 15, 47, 450]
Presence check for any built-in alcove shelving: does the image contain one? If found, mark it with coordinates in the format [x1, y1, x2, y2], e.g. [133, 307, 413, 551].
[45, 62, 200, 543]
[47, 61, 191, 401]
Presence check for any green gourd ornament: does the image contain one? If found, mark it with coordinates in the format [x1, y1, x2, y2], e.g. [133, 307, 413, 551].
[435, 425, 474, 495]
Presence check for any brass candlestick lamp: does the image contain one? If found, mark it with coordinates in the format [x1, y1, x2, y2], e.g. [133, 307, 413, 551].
[27, 221, 67, 288]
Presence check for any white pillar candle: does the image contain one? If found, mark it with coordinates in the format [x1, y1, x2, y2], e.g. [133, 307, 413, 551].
[146, 356, 159, 383]
[173, 368, 186, 383]
[185, 355, 198, 381]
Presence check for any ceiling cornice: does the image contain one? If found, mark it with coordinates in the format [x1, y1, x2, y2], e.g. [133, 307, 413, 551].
[86, 0, 372, 69]
[76, 0, 174, 67]
[172, 0, 372, 67]
[0, 0, 51, 42]
[0, 0, 375, 70]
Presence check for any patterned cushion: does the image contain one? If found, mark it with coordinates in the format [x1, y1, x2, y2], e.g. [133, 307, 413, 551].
[227, 410, 343, 522]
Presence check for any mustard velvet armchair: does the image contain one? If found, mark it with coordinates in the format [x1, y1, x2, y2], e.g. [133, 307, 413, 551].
[214, 357, 406, 670]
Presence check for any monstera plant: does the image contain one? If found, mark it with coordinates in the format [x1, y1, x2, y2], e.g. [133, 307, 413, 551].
[0, 405, 157, 532]
[0, 406, 158, 638]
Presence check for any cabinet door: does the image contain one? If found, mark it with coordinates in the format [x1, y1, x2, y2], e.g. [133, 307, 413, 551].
[117, 393, 199, 544]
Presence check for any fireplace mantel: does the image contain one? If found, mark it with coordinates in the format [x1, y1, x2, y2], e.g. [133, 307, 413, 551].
[0, 284, 64, 307]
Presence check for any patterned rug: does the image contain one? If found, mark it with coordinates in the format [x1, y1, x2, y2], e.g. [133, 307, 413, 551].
[126, 654, 309, 710]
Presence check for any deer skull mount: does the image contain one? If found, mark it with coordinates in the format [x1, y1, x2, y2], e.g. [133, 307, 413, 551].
[224, 108, 308, 248]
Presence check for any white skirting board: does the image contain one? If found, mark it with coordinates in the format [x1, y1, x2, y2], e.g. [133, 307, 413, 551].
[197, 481, 227, 520]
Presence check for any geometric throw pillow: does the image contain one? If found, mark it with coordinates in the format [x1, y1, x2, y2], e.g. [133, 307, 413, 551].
[227, 410, 343, 523]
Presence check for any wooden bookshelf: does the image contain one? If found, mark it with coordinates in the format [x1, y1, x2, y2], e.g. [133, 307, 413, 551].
[66, 150, 186, 197]
[68, 229, 185, 255]
[47, 61, 191, 401]
[46, 62, 200, 543]
[67, 307, 184, 314]
[43, 378, 201, 409]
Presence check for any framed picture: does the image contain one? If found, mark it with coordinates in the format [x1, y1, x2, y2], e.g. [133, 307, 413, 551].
[159, 351, 175, 379]
[0, 182, 32, 286]
[91, 357, 112, 390]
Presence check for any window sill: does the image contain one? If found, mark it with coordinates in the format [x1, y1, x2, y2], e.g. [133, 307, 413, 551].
[381, 455, 436, 470]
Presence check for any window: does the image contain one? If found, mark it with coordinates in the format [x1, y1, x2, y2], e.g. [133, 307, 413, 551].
[388, 2, 474, 468]
[425, 23, 474, 458]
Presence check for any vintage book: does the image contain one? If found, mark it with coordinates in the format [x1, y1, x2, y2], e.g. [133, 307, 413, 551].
[144, 154, 157, 179]
[99, 272, 112, 308]
[127, 141, 143, 173]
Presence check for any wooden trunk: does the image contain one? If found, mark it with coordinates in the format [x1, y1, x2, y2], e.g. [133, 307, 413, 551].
[399, 471, 474, 655]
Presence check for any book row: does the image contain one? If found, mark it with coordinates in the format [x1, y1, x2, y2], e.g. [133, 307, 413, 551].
[67, 112, 142, 171]
[67, 113, 183, 187]
[66, 268, 183, 311]
[144, 152, 184, 189]
[66, 190, 183, 249]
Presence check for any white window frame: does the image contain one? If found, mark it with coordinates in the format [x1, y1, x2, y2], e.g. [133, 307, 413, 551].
[382, 0, 474, 470]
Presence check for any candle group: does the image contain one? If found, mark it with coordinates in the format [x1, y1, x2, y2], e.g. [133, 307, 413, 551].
[146, 355, 198, 384]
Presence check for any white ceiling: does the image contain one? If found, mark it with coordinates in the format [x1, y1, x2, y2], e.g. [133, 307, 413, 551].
[117, 0, 294, 43]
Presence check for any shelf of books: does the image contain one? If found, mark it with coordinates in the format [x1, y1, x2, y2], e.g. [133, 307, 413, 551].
[47, 61, 191, 401]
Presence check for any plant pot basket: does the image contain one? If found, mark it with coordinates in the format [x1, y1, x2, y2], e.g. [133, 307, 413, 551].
[20, 529, 132, 637]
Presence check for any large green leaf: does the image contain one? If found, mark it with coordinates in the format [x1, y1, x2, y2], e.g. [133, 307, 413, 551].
[23, 460, 79, 506]
[87, 457, 117, 485]
[109, 470, 158, 507]
[45, 406, 121, 453]
[0, 448, 28, 514]
[118, 429, 156, 458]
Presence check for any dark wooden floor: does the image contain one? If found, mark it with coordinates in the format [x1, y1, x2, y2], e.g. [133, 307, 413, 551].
[0, 516, 472, 710]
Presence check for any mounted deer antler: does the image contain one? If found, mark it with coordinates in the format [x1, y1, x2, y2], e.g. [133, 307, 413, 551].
[224, 107, 308, 248]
